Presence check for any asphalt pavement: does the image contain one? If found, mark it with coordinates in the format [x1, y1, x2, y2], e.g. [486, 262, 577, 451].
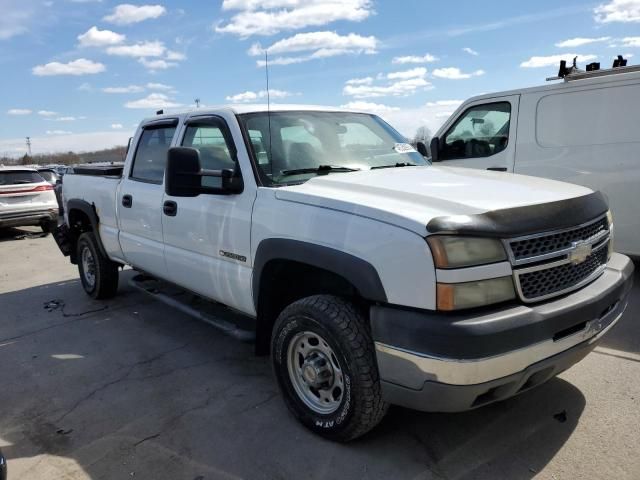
[0, 227, 638, 480]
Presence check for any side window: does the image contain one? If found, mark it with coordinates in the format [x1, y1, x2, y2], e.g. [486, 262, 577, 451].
[441, 102, 511, 160]
[130, 126, 176, 183]
[181, 122, 237, 188]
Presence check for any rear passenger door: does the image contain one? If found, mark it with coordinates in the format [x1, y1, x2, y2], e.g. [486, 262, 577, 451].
[118, 119, 177, 278]
[436, 96, 519, 172]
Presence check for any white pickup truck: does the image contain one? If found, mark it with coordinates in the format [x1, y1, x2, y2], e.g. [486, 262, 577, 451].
[55, 105, 634, 441]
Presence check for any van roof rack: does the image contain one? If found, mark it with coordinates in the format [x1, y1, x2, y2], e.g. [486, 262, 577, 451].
[547, 55, 640, 82]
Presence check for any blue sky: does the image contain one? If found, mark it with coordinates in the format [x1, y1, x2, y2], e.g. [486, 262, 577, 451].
[1, 0, 638, 156]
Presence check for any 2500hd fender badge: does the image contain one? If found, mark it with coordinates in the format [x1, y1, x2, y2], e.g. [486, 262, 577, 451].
[219, 250, 247, 262]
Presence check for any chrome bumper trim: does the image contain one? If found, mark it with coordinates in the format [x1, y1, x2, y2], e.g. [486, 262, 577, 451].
[375, 296, 627, 387]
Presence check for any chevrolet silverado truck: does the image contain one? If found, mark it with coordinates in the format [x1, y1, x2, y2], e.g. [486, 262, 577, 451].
[54, 105, 634, 441]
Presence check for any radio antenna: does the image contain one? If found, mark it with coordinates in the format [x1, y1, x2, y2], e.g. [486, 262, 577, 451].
[265, 49, 273, 176]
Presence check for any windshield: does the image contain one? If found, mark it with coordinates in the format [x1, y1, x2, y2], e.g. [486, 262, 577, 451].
[238, 111, 427, 185]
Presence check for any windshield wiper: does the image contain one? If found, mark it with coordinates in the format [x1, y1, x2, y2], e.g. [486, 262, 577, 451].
[371, 162, 417, 170]
[280, 165, 361, 177]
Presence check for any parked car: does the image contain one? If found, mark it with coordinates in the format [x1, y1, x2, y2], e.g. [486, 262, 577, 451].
[0, 167, 58, 232]
[37, 168, 60, 186]
[429, 62, 640, 257]
[54, 105, 634, 441]
[0, 448, 6, 480]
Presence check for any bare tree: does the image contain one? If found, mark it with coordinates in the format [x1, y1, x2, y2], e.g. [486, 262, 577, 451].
[413, 126, 432, 145]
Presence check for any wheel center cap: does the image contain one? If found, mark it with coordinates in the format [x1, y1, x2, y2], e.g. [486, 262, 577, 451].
[301, 353, 333, 388]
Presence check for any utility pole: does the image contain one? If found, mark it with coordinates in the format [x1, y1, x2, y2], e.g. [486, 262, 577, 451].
[25, 137, 32, 156]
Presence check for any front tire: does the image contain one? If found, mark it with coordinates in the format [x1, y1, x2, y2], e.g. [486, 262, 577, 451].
[271, 295, 388, 441]
[77, 232, 119, 299]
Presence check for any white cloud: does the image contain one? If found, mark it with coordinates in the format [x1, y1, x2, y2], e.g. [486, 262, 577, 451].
[78, 82, 93, 92]
[46, 130, 72, 135]
[225, 89, 294, 102]
[7, 109, 32, 115]
[38, 110, 58, 116]
[346, 76, 373, 85]
[392, 53, 438, 64]
[343, 77, 432, 99]
[216, 0, 373, 37]
[104, 4, 167, 25]
[432, 67, 485, 79]
[520, 53, 597, 68]
[426, 100, 463, 107]
[0, 131, 130, 156]
[55, 116, 78, 121]
[387, 67, 427, 80]
[106, 40, 165, 57]
[166, 50, 186, 61]
[139, 58, 177, 70]
[146, 82, 174, 91]
[0, 0, 34, 40]
[594, 0, 640, 23]
[462, 47, 479, 56]
[78, 26, 126, 47]
[555, 36, 611, 48]
[339, 101, 400, 112]
[32, 58, 106, 76]
[250, 31, 377, 66]
[621, 36, 640, 47]
[103, 85, 145, 93]
[125, 93, 182, 109]
[111, 123, 124, 129]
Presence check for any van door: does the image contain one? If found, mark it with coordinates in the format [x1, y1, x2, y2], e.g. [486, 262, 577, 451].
[118, 120, 177, 278]
[161, 115, 256, 315]
[435, 96, 520, 172]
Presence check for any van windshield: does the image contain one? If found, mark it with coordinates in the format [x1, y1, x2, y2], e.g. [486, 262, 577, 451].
[238, 111, 427, 186]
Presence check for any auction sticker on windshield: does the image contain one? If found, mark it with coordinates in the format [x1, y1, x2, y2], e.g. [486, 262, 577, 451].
[394, 143, 417, 154]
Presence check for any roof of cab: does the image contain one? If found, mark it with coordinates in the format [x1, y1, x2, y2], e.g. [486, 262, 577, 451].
[140, 104, 364, 126]
[0, 166, 37, 172]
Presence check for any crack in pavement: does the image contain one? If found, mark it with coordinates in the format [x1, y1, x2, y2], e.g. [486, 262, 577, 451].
[54, 343, 191, 423]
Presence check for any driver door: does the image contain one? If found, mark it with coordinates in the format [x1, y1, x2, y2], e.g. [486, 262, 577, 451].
[437, 95, 519, 172]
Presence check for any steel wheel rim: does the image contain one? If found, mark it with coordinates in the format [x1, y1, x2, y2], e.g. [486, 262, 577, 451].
[81, 246, 96, 288]
[287, 330, 344, 415]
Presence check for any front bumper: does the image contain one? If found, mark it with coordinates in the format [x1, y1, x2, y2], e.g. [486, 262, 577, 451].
[0, 209, 58, 229]
[371, 253, 634, 412]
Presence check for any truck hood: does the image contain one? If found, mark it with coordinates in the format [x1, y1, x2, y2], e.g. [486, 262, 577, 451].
[275, 165, 594, 235]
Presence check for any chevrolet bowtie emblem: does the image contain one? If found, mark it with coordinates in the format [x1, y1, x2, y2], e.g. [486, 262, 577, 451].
[569, 241, 592, 265]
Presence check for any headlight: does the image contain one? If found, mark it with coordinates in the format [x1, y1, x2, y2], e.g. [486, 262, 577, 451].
[437, 277, 515, 311]
[427, 236, 507, 268]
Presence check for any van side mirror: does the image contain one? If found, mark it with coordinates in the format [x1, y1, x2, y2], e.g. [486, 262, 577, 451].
[416, 141, 429, 157]
[165, 147, 243, 197]
[430, 136, 441, 162]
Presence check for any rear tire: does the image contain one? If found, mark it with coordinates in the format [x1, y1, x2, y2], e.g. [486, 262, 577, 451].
[77, 232, 119, 299]
[271, 295, 388, 441]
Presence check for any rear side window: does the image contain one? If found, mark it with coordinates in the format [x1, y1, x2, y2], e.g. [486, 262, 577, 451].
[536, 83, 640, 147]
[0, 171, 44, 185]
[130, 126, 176, 183]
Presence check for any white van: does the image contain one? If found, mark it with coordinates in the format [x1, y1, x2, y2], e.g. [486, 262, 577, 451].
[430, 64, 640, 257]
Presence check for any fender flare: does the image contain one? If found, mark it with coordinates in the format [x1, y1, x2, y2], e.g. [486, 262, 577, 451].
[252, 238, 387, 310]
[66, 199, 109, 258]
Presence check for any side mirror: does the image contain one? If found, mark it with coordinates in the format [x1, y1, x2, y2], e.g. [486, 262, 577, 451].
[430, 136, 441, 162]
[165, 147, 243, 197]
[416, 141, 429, 157]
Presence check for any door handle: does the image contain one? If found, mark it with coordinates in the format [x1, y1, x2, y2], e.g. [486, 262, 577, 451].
[486, 167, 507, 172]
[122, 194, 133, 208]
[163, 200, 178, 217]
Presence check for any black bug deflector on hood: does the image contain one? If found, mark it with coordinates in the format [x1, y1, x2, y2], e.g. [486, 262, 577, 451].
[426, 191, 609, 238]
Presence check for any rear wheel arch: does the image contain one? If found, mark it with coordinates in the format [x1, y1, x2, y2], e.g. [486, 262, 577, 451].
[66, 199, 108, 262]
[252, 239, 387, 355]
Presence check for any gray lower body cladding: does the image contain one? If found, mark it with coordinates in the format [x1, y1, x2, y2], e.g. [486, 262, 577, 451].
[371, 253, 634, 412]
[0, 210, 57, 229]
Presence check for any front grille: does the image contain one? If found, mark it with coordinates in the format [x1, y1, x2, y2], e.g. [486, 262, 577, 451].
[509, 217, 608, 262]
[515, 243, 608, 301]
